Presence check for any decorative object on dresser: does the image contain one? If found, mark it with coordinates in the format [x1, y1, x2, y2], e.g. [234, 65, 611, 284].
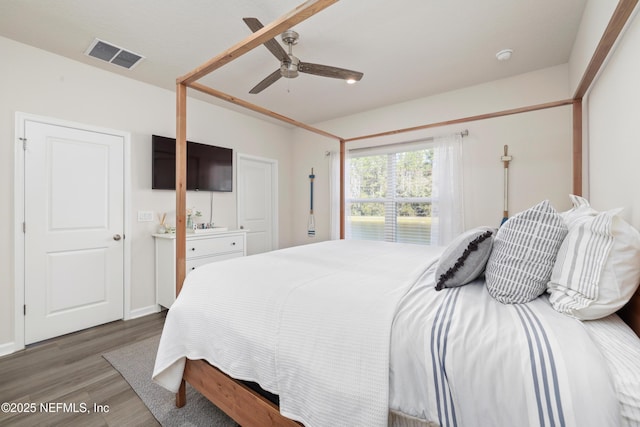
[157, 212, 167, 234]
[185, 207, 202, 232]
[153, 229, 248, 308]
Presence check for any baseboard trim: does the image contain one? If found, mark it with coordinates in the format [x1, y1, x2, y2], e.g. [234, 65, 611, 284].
[0, 341, 18, 358]
[128, 305, 161, 320]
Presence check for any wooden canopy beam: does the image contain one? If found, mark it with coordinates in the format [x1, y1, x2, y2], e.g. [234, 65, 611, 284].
[178, 0, 340, 85]
[574, 0, 638, 99]
[189, 82, 341, 141]
[342, 99, 575, 143]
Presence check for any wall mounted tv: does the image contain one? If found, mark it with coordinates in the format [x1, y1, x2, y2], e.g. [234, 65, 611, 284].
[152, 135, 232, 192]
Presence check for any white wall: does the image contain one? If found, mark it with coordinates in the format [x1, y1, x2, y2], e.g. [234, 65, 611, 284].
[586, 7, 640, 228]
[290, 65, 573, 245]
[0, 36, 294, 350]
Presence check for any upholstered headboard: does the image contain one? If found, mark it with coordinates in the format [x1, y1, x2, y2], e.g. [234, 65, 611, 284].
[619, 286, 640, 338]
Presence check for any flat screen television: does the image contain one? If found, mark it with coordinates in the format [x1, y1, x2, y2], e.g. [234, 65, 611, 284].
[152, 135, 232, 192]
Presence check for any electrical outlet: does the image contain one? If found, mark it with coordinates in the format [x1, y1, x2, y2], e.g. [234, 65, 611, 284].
[137, 211, 154, 222]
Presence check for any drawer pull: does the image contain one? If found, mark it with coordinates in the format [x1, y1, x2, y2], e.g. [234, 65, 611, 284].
[191, 247, 196, 251]
[191, 267, 196, 270]
[231, 242, 236, 246]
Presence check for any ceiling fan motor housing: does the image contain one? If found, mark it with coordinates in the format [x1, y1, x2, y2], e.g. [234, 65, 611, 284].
[281, 55, 299, 78]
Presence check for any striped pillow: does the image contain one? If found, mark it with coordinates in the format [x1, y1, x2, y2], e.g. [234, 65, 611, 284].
[548, 196, 640, 319]
[485, 200, 567, 304]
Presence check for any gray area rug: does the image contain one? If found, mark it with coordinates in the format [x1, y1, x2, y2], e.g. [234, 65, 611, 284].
[102, 335, 237, 427]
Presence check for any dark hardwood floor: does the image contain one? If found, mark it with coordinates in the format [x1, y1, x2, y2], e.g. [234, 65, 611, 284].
[0, 311, 167, 426]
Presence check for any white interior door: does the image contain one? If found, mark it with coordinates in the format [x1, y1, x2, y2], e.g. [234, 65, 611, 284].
[237, 154, 277, 255]
[24, 120, 124, 344]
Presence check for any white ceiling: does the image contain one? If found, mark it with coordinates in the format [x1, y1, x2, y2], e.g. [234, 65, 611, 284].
[0, 0, 587, 125]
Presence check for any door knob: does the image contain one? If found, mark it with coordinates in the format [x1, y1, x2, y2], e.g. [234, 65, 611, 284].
[113, 234, 122, 241]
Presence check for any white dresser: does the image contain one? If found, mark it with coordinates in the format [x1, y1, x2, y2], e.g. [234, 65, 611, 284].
[153, 230, 247, 308]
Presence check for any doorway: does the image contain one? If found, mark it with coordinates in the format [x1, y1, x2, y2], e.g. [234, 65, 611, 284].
[14, 113, 131, 347]
[237, 153, 278, 255]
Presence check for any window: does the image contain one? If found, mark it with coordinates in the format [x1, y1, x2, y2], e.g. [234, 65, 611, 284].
[345, 135, 463, 246]
[347, 147, 434, 244]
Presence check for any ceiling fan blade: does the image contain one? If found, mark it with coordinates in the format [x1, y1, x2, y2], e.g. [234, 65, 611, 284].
[298, 62, 364, 81]
[242, 17, 289, 63]
[249, 69, 282, 94]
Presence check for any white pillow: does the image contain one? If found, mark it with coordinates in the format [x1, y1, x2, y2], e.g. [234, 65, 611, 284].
[548, 195, 640, 320]
[485, 200, 567, 304]
[561, 193, 593, 224]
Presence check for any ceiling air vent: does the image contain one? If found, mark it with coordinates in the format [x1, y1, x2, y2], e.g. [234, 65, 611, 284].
[84, 38, 144, 70]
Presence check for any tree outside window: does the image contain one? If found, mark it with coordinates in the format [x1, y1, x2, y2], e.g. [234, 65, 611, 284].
[346, 147, 434, 245]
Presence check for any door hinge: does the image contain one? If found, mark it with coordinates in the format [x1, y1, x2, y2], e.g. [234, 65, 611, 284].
[22, 222, 26, 233]
[24, 305, 26, 316]
[19, 137, 26, 150]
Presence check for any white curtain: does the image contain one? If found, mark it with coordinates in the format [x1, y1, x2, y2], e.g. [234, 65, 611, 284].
[431, 133, 464, 245]
[329, 150, 341, 240]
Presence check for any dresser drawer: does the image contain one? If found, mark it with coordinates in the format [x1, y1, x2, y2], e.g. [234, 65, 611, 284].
[186, 252, 244, 274]
[186, 235, 244, 258]
[154, 230, 247, 309]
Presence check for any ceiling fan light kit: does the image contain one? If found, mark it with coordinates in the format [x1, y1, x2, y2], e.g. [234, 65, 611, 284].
[281, 56, 300, 78]
[243, 17, 364, 94]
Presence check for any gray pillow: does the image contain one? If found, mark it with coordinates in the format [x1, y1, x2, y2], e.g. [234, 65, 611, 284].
[485, 200, 567, 304]
[435, 226, 496, 291]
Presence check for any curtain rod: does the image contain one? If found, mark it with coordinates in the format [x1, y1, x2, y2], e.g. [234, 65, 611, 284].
[347, 129, 468, 154]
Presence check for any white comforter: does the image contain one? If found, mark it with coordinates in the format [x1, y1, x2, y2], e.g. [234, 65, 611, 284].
[153, 240, 623, 427]
[390, 271, 622, 426]
[153, 240, 440, 427]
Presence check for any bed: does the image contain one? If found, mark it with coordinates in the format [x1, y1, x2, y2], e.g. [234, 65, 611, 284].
[153, 196, 640, 427]
[156, 1, 640, 426]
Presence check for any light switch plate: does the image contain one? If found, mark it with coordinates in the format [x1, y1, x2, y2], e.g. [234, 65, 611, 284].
[137, 211, 154, 222]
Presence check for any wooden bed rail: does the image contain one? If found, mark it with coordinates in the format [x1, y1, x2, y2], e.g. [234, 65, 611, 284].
[180, 360, 302, 426]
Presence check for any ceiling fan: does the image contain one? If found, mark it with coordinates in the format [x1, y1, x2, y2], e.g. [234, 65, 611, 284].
[243, 17, 364, 94]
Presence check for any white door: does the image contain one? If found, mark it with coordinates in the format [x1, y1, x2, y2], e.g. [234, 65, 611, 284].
[24, 120, 124, 344]
[237, 154, 277, 255]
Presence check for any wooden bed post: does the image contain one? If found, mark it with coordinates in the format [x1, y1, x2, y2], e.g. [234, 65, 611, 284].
[176, 83, 188, 296]
[572, 99, 583, 196]
[175, 82, 188, 408]
[340, 139, 345, 239]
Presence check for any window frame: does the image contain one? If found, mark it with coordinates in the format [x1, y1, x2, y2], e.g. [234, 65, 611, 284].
[346, 143, 435, 244]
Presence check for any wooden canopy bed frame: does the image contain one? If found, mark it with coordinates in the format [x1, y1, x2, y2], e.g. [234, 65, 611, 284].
[171, 1, 640, 425]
